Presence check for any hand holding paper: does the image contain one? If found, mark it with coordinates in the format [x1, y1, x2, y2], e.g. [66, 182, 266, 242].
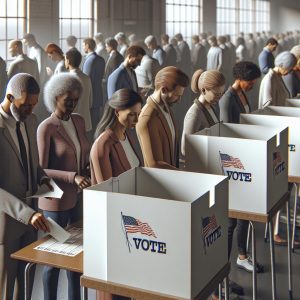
[46, 217, 71, 243]
[27, 179, 63, 199]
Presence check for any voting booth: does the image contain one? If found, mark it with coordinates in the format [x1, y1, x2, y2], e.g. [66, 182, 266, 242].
[241, 106, 300, 177]
[83, 167, 228, 299]
[185, 123, 288, 214]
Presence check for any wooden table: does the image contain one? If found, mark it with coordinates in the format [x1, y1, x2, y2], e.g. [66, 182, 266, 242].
[288, 176, 300, 251]
[81, 262, 230, 300]
[11, 226, 83, 300]
[229, 191, 292, 300]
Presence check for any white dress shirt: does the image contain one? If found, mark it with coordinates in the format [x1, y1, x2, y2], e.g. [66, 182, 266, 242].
[120, 135, 139, 168]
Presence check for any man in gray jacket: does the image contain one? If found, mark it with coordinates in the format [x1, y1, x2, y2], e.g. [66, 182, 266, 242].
[0, 73, 50, 300]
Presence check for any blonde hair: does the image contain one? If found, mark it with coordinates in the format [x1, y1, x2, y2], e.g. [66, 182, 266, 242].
[191, 69, 225, 94]
[155, 66, 189, 91]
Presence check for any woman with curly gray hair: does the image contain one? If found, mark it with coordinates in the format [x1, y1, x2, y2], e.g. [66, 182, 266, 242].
[37, 73, 91, 300]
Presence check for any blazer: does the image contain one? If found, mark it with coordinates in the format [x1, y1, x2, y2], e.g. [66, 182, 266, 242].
[181, 100, 219, 156]
[191, 43, 207, 71]
[90, 128, 141, 184]
[219, 87, 251, 124]
[136, 97, 179, 169]
[37, 113, 90, 211]
[164, 44, 177, 67]
[283, 71, 300, 98]
[8, 54, 40, 83]
[0, 113, 45, 243]
[70, 68, 93, 132]
[107, 63, 138, 99]
[0, 57, 7, 101]
[258, 69, 290, 109]
[104, 50, 124, 81]
[82, 52, 105, 108]
[177, 41, 192, 76]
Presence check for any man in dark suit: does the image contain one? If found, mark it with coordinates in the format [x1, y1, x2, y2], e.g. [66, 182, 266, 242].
[191, 35, 207, 71]
[104, 37, 124, 82]
[161, 34, 177, 67]
[174, 33, 192, 77]
[107, 45, 146, 99]
[0, 73, 51, 299]
[82, 38, 105, 132]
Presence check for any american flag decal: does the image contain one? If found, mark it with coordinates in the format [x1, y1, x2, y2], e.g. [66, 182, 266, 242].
[122, 215, 157, 238]
[202, 215, 218, 238]
[220, 152, 245, 170]
[273, 151, 282, 166]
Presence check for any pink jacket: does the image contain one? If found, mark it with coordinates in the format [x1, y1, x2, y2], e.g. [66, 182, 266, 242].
[37, 113, 90, 211]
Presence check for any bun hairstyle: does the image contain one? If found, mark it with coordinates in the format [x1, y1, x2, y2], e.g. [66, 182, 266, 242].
[191, 69, 225, 94]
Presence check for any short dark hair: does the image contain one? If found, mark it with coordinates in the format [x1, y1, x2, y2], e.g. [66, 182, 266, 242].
[65, 49, 82, 68]
[83, 38, 96, 51]
[233, 61, 261, 81]
[105, 37, 118, 50]
[266, 38, 278, 46]
[27, 77, 40, 95]
[125, 45, 146, 58]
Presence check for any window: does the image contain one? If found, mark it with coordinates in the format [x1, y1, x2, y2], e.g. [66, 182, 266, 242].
[217, 0, 270, 42]
[217, 0, 237, 41]
[59, 0, 94, 53]
[255, 0, 270, 33]
[166, 0, 203, 47]
[0, 0, 27, 64]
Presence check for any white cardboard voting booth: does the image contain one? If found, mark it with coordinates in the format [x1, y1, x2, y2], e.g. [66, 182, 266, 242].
[83, 167, 228, 299]
[185, 123, 288, 214]
[241, 106, 300, 177]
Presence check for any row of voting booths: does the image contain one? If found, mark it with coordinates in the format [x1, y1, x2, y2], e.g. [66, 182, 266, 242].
[82, 98, 300, 299]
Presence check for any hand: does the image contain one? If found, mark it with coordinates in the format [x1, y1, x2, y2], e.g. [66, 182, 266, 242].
[40, 177, 54, 191]
[29, 212, 50, 232]
[74, 175, 91, 189]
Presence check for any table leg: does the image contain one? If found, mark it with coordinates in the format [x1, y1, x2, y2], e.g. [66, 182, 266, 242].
[249, 221, 257, 300]
[269, 220, 277, 300]
[246, 223, 251, 253]
[224, 276, 229, 300]
[82, 286, 88, 300]
[24, 262, 35, 300]
[286, 198, 293, 300]
[292, 183, 298, 252]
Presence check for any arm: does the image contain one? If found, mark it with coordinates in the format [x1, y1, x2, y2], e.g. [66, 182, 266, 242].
[259, 75, 273, 108]
[136, 114, 177, 170]
[217, 49, 223, 71]
[82, 59, 92, 76]
[0, 188, 35, 225]
[259, 52, 269, 75]
[90, 139, 113, 183]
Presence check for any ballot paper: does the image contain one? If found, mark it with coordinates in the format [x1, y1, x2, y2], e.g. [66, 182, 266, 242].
[27, 179, 63, 199]
[47, 217, 71, 243]
[34, 227, 83, 257]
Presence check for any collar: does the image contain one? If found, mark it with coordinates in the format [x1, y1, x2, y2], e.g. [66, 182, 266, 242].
[109, 50, 116, 57]
[0, 104, 19, 128]
[69, 68, 80, 74]
[86, 52, 94, 58]
[264, 47, 271, 53]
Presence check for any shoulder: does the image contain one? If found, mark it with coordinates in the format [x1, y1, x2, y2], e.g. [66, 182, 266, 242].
[71, 113, 85, 125]
[91, 130, 115, 154]
[37, 115, 56, 133]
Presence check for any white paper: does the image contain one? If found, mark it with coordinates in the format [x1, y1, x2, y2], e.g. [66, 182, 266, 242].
[35, 227, 83, 257]
[27, 179, 63, 199]
[47, 217, 71, 243]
